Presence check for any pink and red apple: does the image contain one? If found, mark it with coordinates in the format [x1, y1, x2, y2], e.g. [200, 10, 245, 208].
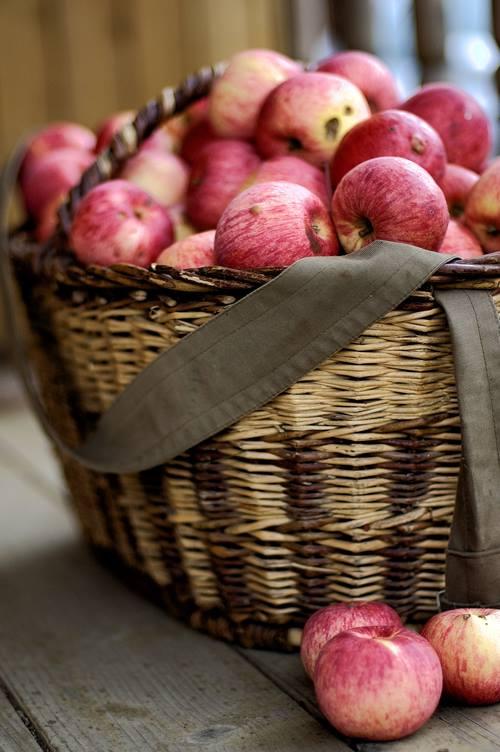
[330, 109, 446, 187]
[301, 601, 402, 678]
[69, 179, 174, 267]
[245, 155, 329, 205]
[256, 72, 370, 167]
[318, 50, 400, 112]
[156, 230, 216, 269]
[95, 111, 175, 154]
[21, 122, 95, 184]
[464, 160, 500, 252]
[209, 49, 301, 139]
[438, 219, 483, 258]
[121, 149, 189, 208]
[186, 139, 261, 230]
[314, 625, 443, 741]
[421, 608, 500, 705]
[400, 83, 492, 172]
[332, 156, 449, 252]
[180, 118, 218, 164]
[438, 164, 479, 219]
[215, 181, 339, 269]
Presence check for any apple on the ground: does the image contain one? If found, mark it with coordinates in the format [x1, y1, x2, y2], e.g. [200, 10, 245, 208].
[209, 49, 301, 139]
[121, 149, 189, 208]
[214, 181, 339, 269]
[400, 83, 492, 172]
[330, 109, 446, 188]
[464, 159, 500, 252]
[256, 71, 370, 167]
[300, 601, 402, 678]
[186, 139, 261, 230]
[332, 156, 449, 252]
[317, 50, 400, 112]
[155, 230, 216, 269]
[314, 625, 443, 741]
[69, 179, 174, 267]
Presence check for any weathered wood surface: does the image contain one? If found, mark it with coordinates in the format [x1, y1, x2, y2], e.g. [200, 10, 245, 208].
[0, 690, 42, 752]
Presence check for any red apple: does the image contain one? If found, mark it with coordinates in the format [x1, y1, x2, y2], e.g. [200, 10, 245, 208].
[186, 139, 261, 230]
[256, 72, 370, 167]
[69, 180, 174, 267]
[314, 625, 443, 741]
[180, 118, 218, 164]
[21, 147, 94, 219]
[95, 111, 175, 154]
[318, 50, 401, 112]
[330, 110, 446, 188]
[214, 181, 339, 269]
[121, 149, 189, 208]
[155, 230, 216, 269]
[245, 155, 329, 205]
[21, 122, 95, 183]
[438, 219, 483, 258]
[400, 83, 492, 172]
[332, 156, 449, 252]
[464, 160, 500, 252]
[438, 164, 479, 219]
[300, 601, 402, 678]
[209, 49, 301, 139]
[421, 608, 500, 705]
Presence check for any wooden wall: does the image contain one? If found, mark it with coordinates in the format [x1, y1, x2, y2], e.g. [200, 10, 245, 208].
[0, 0, 292, 163]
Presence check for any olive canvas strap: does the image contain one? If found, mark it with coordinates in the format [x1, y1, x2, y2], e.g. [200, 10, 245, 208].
[435, 288, 500, 608]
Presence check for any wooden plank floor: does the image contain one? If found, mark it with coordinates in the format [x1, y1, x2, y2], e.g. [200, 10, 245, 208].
[1, 372, 500, 752]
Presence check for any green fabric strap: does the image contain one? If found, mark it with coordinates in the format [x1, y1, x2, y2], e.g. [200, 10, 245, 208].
[435, 288, 500, 609]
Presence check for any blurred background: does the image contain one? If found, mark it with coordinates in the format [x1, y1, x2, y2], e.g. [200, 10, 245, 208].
[0, 0, 499, 356]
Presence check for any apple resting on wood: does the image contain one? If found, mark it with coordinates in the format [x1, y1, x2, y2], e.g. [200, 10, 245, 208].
[256, 72, 370, 167]
[332, 156, 449, 252]
[317, 50, 401, 112]
[70, 180, 174, 267]
[215, 181, 339, 269]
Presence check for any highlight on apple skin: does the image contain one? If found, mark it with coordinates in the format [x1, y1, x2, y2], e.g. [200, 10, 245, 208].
[300, 601, 402, 679]
[214, 181, 339, 269]
[69, 180, 174, 268]
[317, 50, 401, 112]
[256, 71, 370, 167]
[314, 625, 443, 741]
[421, 608, 500, 705]
[331, 156, 449, 253]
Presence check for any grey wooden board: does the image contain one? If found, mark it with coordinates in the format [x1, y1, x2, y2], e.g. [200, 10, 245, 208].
[0, 459, 349, 752]
[243, 650, 500, 751]
[0, 690, 42, 752]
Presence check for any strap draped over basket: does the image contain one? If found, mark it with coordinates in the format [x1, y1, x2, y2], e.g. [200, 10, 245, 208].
[3, 63, 500, 647]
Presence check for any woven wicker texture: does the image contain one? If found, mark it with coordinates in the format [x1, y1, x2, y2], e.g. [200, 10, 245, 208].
[12, 240, 500, 648]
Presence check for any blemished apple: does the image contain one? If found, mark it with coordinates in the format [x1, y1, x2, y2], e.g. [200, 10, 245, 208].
[300, 601, 402, 678]
[421, 608, 500, 705]
[464, 159, 500, 252]
[400, 83, 492, 172]
[438, 164, 479, 219]
[21, 122, 95, 184]
[332, 156, 449, 252]
[256, 71, 370, 167]
[21, 147, 94, 219]
[330, 109, 446, 188]
[245, 155, 329, 205]
[438, 219, 483, 258]
[209, 48, 301, 140]
[317, 50, 400, 112]
[69, 179, 174, 267]
[214, 181, 339, 269]
[314, 625, 443, 741]
[180, 117, 218, 164]
[186, 139, 261, 230]
[155, 230, 216, 269]
[121, 149, 189, 208]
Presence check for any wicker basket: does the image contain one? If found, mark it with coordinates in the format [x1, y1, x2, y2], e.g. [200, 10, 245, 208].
[6, 65, 500, 650]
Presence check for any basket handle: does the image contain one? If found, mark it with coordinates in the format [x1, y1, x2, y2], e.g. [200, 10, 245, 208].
[56, 62, 226, 236]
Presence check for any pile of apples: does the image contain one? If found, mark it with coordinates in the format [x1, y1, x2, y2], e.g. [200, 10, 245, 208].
[301, 601, 500, 741]
[19, 48, 499, 269]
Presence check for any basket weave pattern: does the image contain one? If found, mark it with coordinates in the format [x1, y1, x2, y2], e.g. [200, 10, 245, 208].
[15, 245, 500, 646]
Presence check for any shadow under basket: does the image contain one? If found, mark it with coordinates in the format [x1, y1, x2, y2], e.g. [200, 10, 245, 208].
[9, 233, 500, 650]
